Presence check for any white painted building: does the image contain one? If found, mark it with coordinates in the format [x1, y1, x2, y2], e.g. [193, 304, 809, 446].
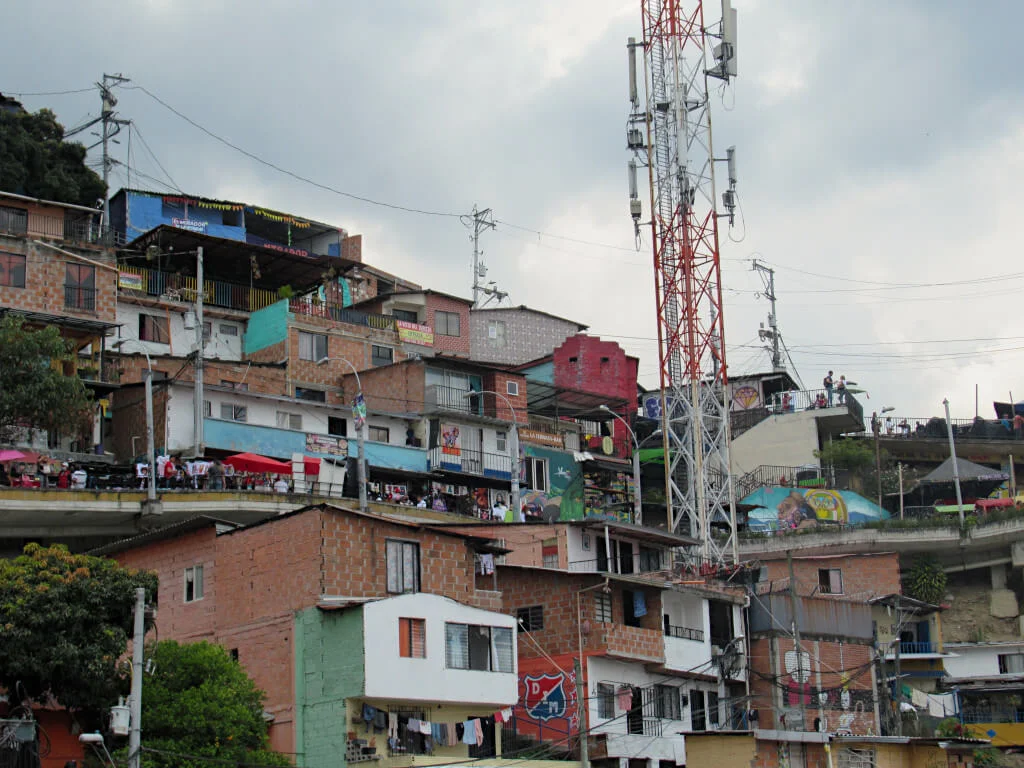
[114, 301, 245, 361]
[944, 641, 1024, 679]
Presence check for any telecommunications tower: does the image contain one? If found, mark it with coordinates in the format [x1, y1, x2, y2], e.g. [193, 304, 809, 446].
[626, 0, 739, 565]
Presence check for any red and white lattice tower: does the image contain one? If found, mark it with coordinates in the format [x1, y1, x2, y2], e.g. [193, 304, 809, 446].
[627, 0, 739, 565]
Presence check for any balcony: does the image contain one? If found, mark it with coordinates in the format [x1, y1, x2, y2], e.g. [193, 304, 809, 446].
[877, 415, 1021, 442]
[602, 623, 665, 663]
[0, 208, 122, 248]
[427, 446, 512, 481]
[118, 266, 278, 313]
[895, 641, 939, 655]
[289, 298, 397, 331]
[64, 285, 97, 312]
[424, 384, 483, 416]
[749, 594, 873, 641]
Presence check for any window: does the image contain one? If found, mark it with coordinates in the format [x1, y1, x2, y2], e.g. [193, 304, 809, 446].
[487, 320, 506, 344]
[184, 565, 204, 602]
[202, 321, 211, 341]
[707, 691, 720, 727]
[392, 308, 418, 323]
[435, 310, 461, 337]
[654, 685, 681, 720]
[496, 430, 507, 453]
[369, 425, 390, 443]
[298, 331, 328, 362]
[203, 400, 212, 417]
[506, 380, 519, 396]
[594, 592, 613, 623]
[229, 648, 239, 661]
[0, 205, 28, 234]
[399, 617, 426, 658]
[65, 263, 96, 311]
[221, 380, 248, 391]
[295, 387, 326, 402]
[819, 568, 843, 595]
[690, 690, 706, 731]
[523, 457, 548, 492]
[219, 323, 239, 336]
[517, 606, 543, 632]
[837, 749, 877, 768]
[372, 345, 393, 366]
[597, 683, 615, 719]
[328, 416, 347, 437]
[999, 654, 1024, 674]
[0, 252, 26, 288]
[445, 623, 513, 672]
[276, 411, 302, 430]
[220, 403, 247, 422]
[639, 546, 663, 573]
[386, 540, 420, 594]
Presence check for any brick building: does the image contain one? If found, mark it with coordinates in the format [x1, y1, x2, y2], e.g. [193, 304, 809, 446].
[98, 504, 516, 766]
[352, 289, 473, 359]
[0, 190, 120, 454]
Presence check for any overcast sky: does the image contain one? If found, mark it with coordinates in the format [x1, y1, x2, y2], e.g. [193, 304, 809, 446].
[4, 0, 1024, 419]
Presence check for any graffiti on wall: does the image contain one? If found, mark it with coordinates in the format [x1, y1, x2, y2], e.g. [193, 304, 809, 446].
[743, 486, 889, 532]
[521, 445, 583, 521]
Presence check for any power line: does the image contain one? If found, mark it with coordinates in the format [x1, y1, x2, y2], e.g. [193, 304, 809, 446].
[5, 86, 95, 96]
[129, 120, 182, 193]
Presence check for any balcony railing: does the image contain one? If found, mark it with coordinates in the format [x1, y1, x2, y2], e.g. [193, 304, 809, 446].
[0, 207, 123, 247]
[768, 387, 864, 424]
[962, 707, 1024, 724]
[665, 624, 705, 642]
[427, 446, 512, 480]
[118, 266, 278, 313]
[898, 641, 938, 655]
[876, 415, 1021, 442]
[64, 285, 97, 312]
[289, 298, 397, 331]
[425, 384, 483, 416]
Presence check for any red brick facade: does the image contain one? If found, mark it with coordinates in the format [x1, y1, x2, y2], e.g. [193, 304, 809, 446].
[424, 293, 471, 357]
[761, 552, 901, 599]
[482, 370, 529, 423]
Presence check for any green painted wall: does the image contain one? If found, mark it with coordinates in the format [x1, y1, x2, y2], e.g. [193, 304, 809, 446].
[294, 606, 365, 768]
[244, 298, 289, 354]
[522, 444, 584, 521]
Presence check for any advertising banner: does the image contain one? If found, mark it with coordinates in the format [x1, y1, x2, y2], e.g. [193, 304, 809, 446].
[397, 320, 434, 346]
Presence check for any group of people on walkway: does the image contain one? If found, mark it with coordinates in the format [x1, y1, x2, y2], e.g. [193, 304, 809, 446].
[823, 371, 850, 406]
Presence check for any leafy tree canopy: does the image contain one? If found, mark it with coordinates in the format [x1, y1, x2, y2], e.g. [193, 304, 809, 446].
[0, 543, 157, 711]
[129, 641, 290, 768]
[814, 438, 883, 473]
[0, 107, 106, 207]
[0, 314, 95, 443]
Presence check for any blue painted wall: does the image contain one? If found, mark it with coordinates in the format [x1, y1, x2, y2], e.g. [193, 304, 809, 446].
[124, 192, 246, 242]
[244, 299, 289, 354]
[521, 360, 555, 384]
[204, 418, 312, 458]
[349, 442, 428, 473]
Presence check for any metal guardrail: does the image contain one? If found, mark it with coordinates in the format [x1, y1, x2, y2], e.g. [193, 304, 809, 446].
[767, 387, 863, 423]
[961, 707, 1024, 724]
[875, 416, 1020, 442]
[898, 641, 937, 655]
[425, 384, 483, 416]
[118, 266, 279, 313]
[427, 446, 512, 478]
[0, 207, 123, 247]
[290, 298, 398, 331]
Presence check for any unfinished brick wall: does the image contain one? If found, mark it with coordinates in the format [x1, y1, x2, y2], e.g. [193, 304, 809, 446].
[761, 552, 901, 600]
[344, 360, 425, 416]
[482, 371, 529, 423]
[439, 523, 568, 569]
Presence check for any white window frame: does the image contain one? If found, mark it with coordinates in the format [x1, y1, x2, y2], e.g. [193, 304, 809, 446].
[298, 331, 328, 362]
[444, 622, 513, 672]
[524, 456, 548, 492]
[819, 568, 844, 595]
[219, 323, 239, 336]
[276, 411, 302, 430]
[506, 380, 519, 396]
[184, 565, 204, 603]
[220, 403, 247, 422]
[496, 430, 507, 453]
[386, 539, 420, 594]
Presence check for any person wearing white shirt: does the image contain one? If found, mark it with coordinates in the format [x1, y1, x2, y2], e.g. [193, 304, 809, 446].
[273, 476, 289, 493]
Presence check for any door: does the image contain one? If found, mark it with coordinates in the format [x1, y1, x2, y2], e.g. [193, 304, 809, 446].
[627, 687, 643, 734]
[462, 427, 483, 473]
[690, 690, 706, 731]
[916, 619, 931, 652]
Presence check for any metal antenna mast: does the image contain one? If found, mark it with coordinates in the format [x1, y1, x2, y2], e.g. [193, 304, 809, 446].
[752, 258, 783, 370]
[97, 73, 130, 228]
[463, 205, 505, 307]
[626, 0, 739, 565]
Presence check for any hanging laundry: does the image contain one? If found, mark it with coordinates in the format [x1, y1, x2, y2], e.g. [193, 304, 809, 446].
[479, 553, 495, 575]
[633, 591, 647, 618]
[501, 707, 513, 723]
[363, 703, 377, 723]
[419, 719, 432, 735]
[374, 709, 387, 732]
[449, 722, 460, 747]
[616, 686, 633, 713]
[474, 718, 484, 747]
[462, 720, 477, 745]
[388, 712, 398, 739]
[493, 710, 504, 724]
[455, 722, 465, 743]
[408, 718, 421, 734]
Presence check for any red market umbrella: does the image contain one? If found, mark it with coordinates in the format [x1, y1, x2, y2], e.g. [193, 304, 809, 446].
[223, 452, 292, 474]
[303, 456, 321, 475]
[0, 449, 27, 463]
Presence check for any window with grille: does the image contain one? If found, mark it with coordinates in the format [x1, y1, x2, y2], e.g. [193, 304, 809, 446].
[435, 311, 461, 337]
[276, 411, 302, 430]
[837, 748, 877, 768]
[386, 540, 420, 594]
[298, 331, 328, 362]
[597, 683, 615, 719]
[595, 592, 613, 623]
[399, 617, 426, 658]
[445, 623, 513, 672]
[496, 430, 507, 452]
[517, 606, 543, 632]
[392, 308, 418, 323]
[220, 403, 247, 422]
[818, 568, 843, 594]
[219, 323, 239, 336]
[654, 684, 681, 720]
[0, 252, 26, 288]
[184, 565, 204, 602]
[372, 345, 394, 366]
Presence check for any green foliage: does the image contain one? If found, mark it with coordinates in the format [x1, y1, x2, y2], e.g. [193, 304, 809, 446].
[0, 315, 95, 443]
[815, 439, 880, 473]
[126, 641, 289, 768]
[276, 285, 295, 300]
[0, 107, 106, 206]
[904, 555, 948, 605]
[973, 747, 1003, 768]
[936, 718, 977, 739]
[0, 544, 157, 711]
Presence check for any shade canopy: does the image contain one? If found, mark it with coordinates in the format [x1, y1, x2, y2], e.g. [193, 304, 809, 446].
[223, 452, 292, 474]
[0, 449, 28, 463]
[921, 456, 1008, 485]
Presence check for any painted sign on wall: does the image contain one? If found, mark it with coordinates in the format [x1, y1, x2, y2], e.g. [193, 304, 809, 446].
[732, 384, 761, 410]
[742, 486, 889, 532]
[518, 428, 564, 448]
[305, 433, 347, 457]
[117, 271, 144, 291]
[514, 656, 578, 742]
[171, 217, 208, 233]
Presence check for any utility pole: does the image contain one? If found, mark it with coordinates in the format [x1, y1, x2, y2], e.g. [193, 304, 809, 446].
[193, 247, 205, 457]
[97, 74, 130, 229]
[787, 551, 807, 731]
[573, 656, 590, 768]
[752, 259, 782, 370]
[898, 463, 905, 520]
[128, 587, 145, 768]
[873, 411, 883, 512]
[463, 205, 498, 307]
[943, 398, 965, 527]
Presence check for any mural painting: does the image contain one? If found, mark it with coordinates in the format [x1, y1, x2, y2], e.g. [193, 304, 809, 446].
[742, 486, 889, 532]
[732, 384, 761, 410]
[521, 444, 584, 522]
[513, 656, 578, 743]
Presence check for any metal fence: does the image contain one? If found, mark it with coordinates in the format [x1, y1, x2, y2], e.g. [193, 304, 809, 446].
[426, 446, 512, 478]
[289, 298, 398, 331]
[0, 207, 122, 247]
[876, 415, 1020, 442]
[118, 266, 279, 312]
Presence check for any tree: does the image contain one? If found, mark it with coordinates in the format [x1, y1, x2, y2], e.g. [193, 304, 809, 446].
[0, 107, 106, 207]
[128, 641, 290, 768]
[0, 544, 157, 711]
[0, 315, 95, 444]
[814, 439, 878, 473]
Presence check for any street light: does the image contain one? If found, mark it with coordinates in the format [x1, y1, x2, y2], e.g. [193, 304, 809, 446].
[872, 406, 895, 512]
[598, 405, 643, 525]
[317, 356, 367, 512]
[465, 390, 520, 519]
[113, 340, 156, 502]
[79, 734, 116, 768]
